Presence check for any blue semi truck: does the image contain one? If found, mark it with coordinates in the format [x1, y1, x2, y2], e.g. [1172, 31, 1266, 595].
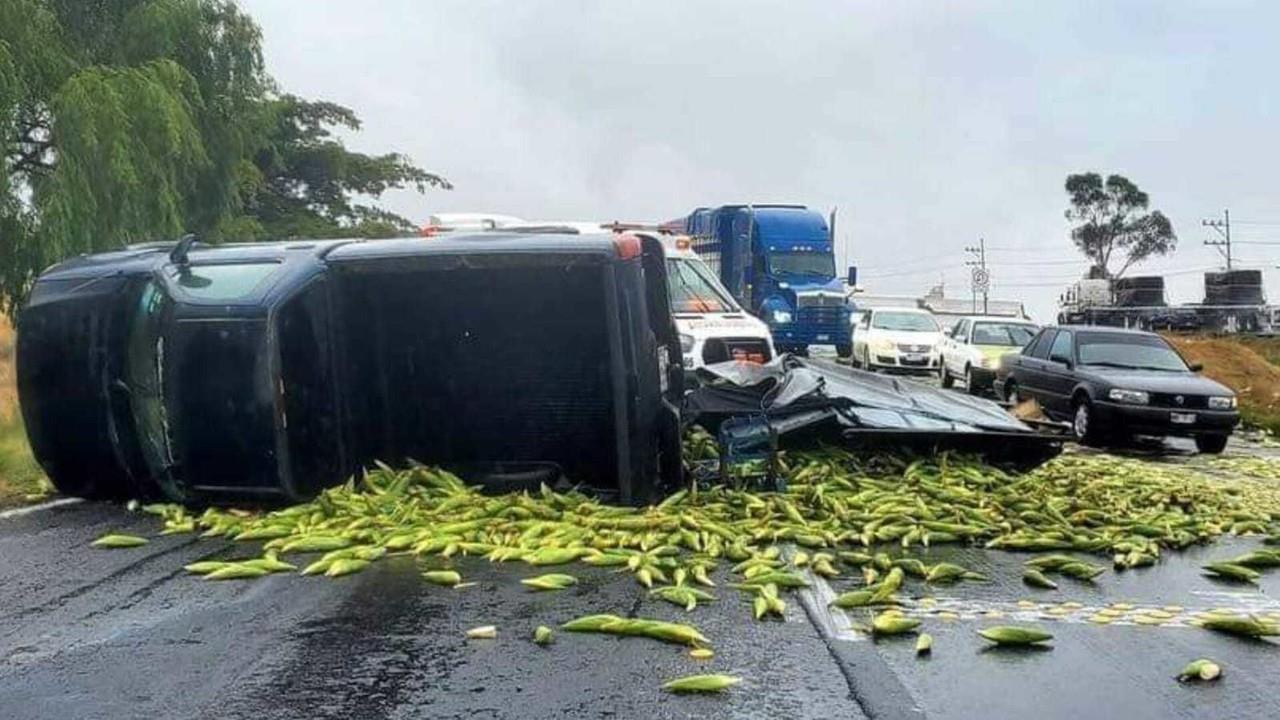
[668, 204, 854, 356]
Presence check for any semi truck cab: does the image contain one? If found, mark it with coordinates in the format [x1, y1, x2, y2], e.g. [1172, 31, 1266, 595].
[681, 205, 853, 356]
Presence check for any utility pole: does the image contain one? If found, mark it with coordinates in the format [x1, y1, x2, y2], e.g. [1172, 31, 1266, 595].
[1203, 209, 1232, 270]
[965, 238, 989, 315]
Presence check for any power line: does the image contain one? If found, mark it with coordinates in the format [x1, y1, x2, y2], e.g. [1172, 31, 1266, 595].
[1203, 209, 1232, 270]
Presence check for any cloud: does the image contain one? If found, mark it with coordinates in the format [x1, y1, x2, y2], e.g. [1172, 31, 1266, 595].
[242, 0, 1280, 322]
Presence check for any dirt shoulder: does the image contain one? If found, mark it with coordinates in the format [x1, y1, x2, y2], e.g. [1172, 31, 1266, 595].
[1166, 334, 1280, 434]
[0, 322, 49, 508]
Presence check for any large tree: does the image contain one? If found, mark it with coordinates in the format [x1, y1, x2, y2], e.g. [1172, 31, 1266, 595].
[242, 95, 451, 240]
[0, 0, 446, 315]
[1064, 172, 1176, 279]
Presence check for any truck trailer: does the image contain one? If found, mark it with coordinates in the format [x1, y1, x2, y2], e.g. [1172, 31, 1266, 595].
[669, 205, 853, 356]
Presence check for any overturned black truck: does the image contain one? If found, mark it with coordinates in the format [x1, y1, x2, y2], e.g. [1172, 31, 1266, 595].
[17, 233, 685, 505]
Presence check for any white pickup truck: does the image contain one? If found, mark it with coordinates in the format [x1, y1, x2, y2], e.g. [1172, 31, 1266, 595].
[634, 232, 776, 373]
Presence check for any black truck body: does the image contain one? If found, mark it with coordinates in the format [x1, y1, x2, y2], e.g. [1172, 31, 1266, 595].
[17, 233, 684, 505]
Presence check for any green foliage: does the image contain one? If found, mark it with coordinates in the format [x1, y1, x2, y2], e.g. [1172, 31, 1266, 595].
[1064, 172, 1176, 279]
[0, 0, 446, 315]
[243, 95, 451, 239]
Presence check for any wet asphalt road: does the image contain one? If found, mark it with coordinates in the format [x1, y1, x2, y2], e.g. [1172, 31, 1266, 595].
[3, 477, 1280, 720]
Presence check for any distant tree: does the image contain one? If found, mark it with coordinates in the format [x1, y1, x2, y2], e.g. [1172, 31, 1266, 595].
[1064, 173, 1176, 279]
[242, 95, 451, 240]
[0, 0, 447, 315]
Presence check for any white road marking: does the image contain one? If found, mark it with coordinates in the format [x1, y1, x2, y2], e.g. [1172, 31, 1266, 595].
[898, 594, 1280, 628]
[0, 497, 82, 520]
[783, 545, 866, 642]
[796, 566, 867, 642]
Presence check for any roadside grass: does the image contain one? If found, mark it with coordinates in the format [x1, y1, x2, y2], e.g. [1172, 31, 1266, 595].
[0, 322, 51, 507]
[1166, 334, 1280, 435]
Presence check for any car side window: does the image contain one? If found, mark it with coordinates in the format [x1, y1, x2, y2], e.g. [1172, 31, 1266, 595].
[1027, 329, 1056, 359]
[948, 319, 964, 339]
[957, 319, 970, 342]
[1049, 330, 1073, 363]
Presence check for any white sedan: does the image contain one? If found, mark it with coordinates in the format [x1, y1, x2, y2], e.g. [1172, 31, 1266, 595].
[937, 316, 1039, 394]
[851, 308, 943, 375]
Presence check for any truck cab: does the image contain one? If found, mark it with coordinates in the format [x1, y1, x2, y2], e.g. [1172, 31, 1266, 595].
[634, 232, 775, 375]
[680, 205, 853, 356]
[18, 232, 684, 506]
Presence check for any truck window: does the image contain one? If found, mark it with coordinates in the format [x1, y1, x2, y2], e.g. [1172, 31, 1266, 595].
[126, 280, 173, 475]
[767, 252, 835, 278]
[667, 258, 739, 313]
[172, 262, 280, 301]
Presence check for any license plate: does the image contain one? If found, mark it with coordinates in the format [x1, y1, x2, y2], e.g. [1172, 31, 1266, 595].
[816, 334, 830, 342]
[905, 353, 926, 362]
[1170, 412, 1196, 425]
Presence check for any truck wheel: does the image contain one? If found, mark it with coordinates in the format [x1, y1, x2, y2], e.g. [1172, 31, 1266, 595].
[1194, 434, 1229, 454]
[836, 343, 852, 359]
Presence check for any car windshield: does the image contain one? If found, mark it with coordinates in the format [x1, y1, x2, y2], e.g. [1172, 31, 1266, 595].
[666, 258, 739, 313]
[1077, 332, 1189, 371]
[872, 311, 939, 332]
[768, 251, 835, 278]
[972, 322, 1038, 346]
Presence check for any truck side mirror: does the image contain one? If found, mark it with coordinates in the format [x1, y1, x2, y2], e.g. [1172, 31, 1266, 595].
[1189, 361, 1204, 372]
[846, 266, 857, 286]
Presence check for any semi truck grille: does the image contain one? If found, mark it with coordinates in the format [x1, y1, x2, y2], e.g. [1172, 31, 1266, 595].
[797, 306, 844, 326]
[797, 294, 846, 308]
[702, 338, 771, 364]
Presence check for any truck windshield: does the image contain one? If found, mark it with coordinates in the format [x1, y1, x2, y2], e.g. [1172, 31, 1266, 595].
[872, 312, 939, 332]
[667, 258, 739, 313]
[171, 262, 279, 300]
[768, 252, 834, 278]
[972, 322, 1038, 346]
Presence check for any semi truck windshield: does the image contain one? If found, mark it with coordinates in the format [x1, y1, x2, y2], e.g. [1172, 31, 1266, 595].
[768, 252, 834, 278]
[667, 258, 739, 313]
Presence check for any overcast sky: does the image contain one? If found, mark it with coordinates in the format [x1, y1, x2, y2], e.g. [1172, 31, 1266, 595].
[242, 0, 1280, 322]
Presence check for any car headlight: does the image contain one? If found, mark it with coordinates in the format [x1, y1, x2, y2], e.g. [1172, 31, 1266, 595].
[1208, 396, 1237, 410]
[871, 338, 895, 354]
[980, 356, 996, 369]
[679, 333, 694, 353]
[771, 309, 793, 324]
[1108, 388, 1150, 405]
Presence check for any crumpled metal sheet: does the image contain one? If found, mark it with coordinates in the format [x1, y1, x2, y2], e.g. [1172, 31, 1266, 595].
[687, 357, 1035, 435]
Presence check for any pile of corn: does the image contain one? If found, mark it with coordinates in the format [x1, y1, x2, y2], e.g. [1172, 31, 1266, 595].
[96, 444, 1280, 691]
[115, 446, 1280, 607]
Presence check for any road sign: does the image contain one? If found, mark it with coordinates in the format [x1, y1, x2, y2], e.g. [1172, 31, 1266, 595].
[971, 266, 990, 291]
